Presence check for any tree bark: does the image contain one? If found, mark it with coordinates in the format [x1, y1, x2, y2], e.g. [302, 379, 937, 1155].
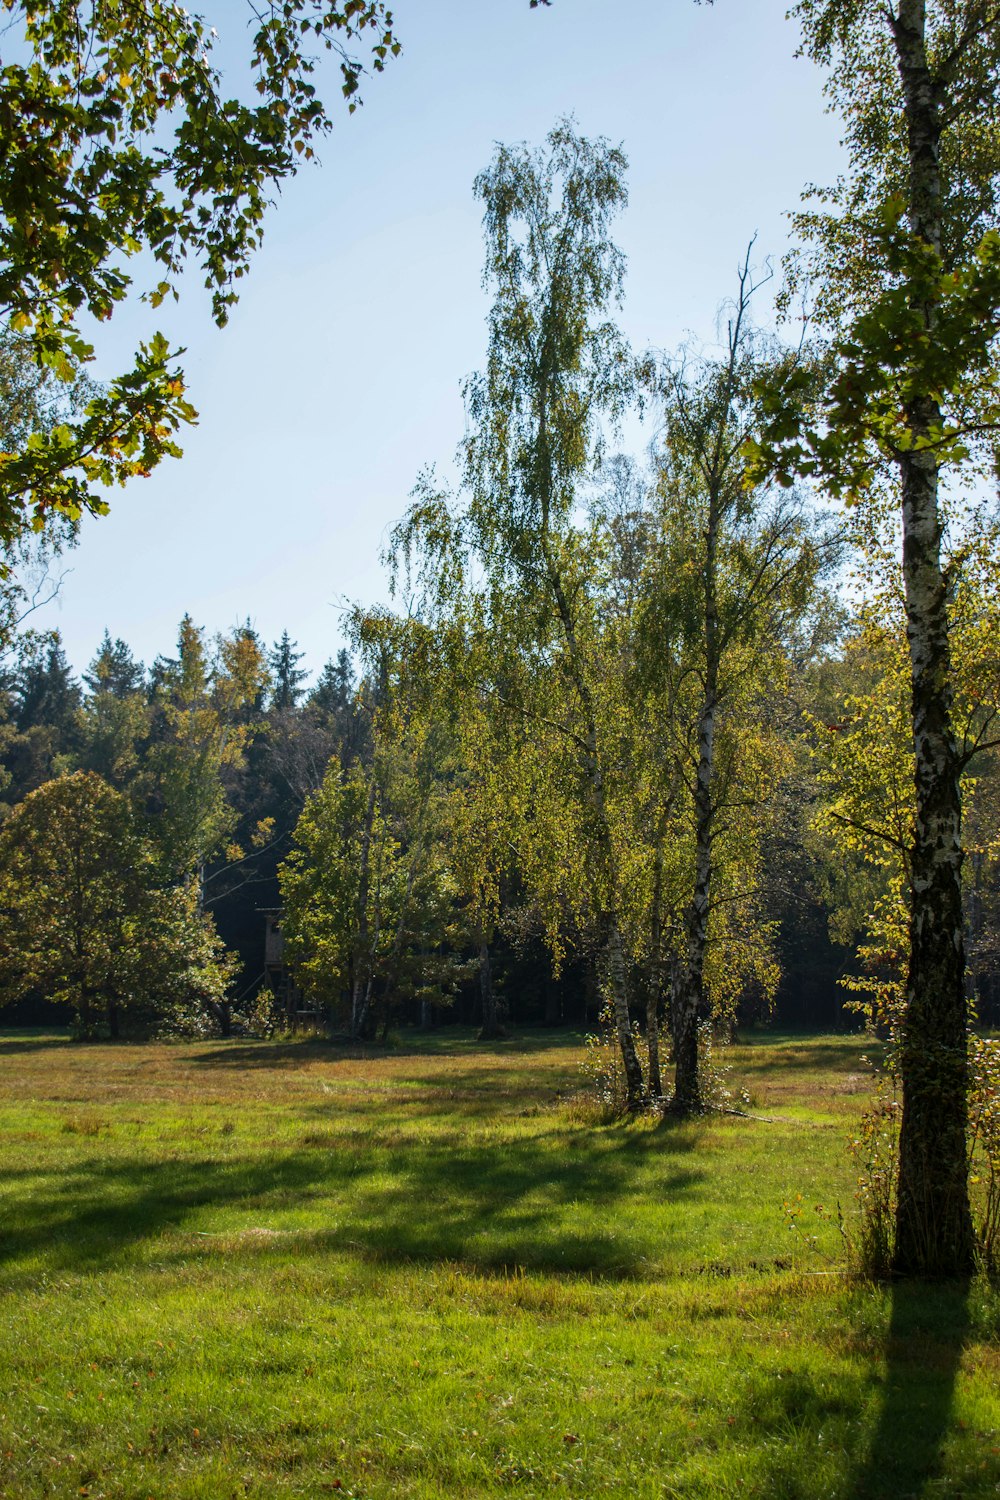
[672, 687, 716, 1113]
[895, 438, 974, 1274]
[605, 912, 645, 1108]
[646, 987, 663, 1103]
[890, 0, 975, 1276]
[205, 997, 232, 1038]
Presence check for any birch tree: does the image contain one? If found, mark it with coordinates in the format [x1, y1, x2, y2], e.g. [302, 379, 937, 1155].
[460, 122, 646, 1107]
[644, 267, 826, 1112]
[751, 0, 1000, 1275]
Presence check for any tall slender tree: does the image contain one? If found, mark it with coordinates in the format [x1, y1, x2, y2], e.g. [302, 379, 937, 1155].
[461, 121, 645, 1107]
[751, 0, 1000, 1275]
[643, 264, 826, 1112]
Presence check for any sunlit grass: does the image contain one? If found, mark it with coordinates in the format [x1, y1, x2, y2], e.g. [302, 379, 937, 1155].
[0, 1028, 998, 1498]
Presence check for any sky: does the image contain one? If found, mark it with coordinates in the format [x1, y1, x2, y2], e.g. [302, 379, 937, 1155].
[30, 0, 845, 681]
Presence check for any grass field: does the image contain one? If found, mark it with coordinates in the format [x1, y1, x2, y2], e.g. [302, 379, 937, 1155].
[1, 1028, 998, 1499]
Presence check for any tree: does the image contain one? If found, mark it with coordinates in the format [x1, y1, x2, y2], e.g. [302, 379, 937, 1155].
[269, 631, 309, 713]
[0, 770, 233, 1036]
[0, 630, 81, 808]
[307, 650, 371, 768]
[77, 632, 149, 789]
[749, 0, 1000, 1275]
[387, 124, 646, 1099]
[83, 632, 146, 698]
[0, 327, 91, 649]
[351, 600, 514, 1040]
[640, 264, 826, 1112]
[0, 0, 398, 539]
[461, 121, 646, 1106]
[279, 732, 465, 1039]
[144, 616, 270, 893]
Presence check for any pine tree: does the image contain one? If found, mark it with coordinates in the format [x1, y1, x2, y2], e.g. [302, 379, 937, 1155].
[269, 631, 308, 712]
[83, 631, 146, 698]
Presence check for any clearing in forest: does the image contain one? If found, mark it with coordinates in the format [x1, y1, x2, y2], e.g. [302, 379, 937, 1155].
[0, 1029, 998, 1498]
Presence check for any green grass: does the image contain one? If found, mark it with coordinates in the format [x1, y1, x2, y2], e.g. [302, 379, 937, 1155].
[0, 1027, 998, 1498]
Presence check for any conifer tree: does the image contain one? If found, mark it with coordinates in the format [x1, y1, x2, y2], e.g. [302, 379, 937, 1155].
[269, 632, 309, 713]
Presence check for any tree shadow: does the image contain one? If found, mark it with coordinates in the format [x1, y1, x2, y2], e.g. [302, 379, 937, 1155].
[846, 1278, 972, 1499]
[186, 1040, 377, 1070]
[732, 1278, 975, 1499]
[734, 1039, 872, 1075]
[0, 1122, 706, 1286]
[0, 1033, 75, 1056]
[185, 1029, 588, 1071]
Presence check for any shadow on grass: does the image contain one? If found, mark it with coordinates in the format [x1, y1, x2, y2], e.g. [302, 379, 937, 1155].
[0, 1033, 76, 1056]
[734, 1039, 873, 1076]
[0, 1122, 704, 1285]
[847, 1279, 972, 1500]
[746, 1278, 974, 1499]
[184, 1029, 587, 1071]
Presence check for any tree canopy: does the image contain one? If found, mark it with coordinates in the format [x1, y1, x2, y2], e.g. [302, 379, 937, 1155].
[0, 0, 399, 543]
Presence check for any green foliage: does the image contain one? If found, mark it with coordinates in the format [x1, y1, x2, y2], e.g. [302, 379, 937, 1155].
[144, 616, 270, 883]
[753, 0, 1000, 501]
[0, 0, 399, 536]
[77, 634, 149, 789]
[970, 1034, 1000, 1274]
[809, 515, 1000, 1031]
[0, 770, 233, 1033]
[464, 119, 634, 560]
[0, 328, 88, 642]
[280, 764, 375, 1008]
[280, 733, 468, 1033]
[750, 217, 1000, 497]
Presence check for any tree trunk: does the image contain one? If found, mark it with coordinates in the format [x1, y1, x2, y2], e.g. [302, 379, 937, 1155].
[606, 914, 645, 1110]
[350, 780, 378, 1040]
[78, 982, 92, 1038]
[477, 931, 504, 1039]
[894, 440, 974, 1274]
[890, 0, 975, 1277]
[205, 997, 232, 1038]
[646, 987, 662, 1103]
[107, 994, 120, 1040]
[672, 524, 719, 1116]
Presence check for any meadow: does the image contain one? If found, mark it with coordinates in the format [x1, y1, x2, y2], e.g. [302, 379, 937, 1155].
[0, 1028, 998, 1499]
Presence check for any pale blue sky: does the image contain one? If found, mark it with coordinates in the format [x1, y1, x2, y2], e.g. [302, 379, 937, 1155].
[41, 0, 844, 680]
